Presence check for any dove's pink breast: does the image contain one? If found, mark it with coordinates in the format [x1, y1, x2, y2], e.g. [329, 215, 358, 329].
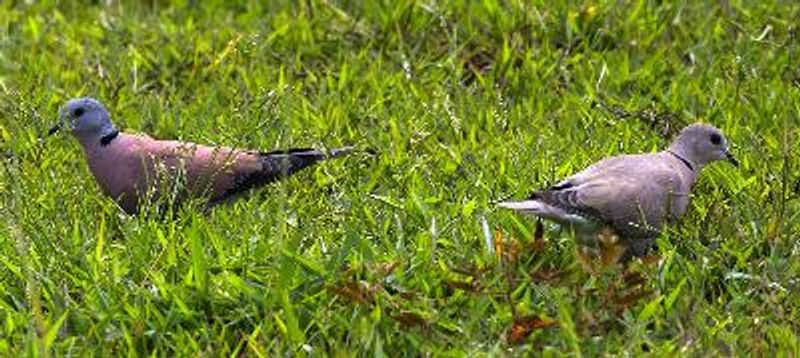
[81, 134, 150, 213]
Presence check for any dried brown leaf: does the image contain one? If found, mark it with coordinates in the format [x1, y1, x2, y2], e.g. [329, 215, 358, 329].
[598, 229, 624, 267]
[640, 255, 662, 266]
[327, 282, 374, 306]
[615, 289, 654, 309]
[507, 315, 558, 344]
[445, 279, 483, 293]
[374, 261, 400, 277]
[391, 311, 428, 328]
[622, 271, 646, 288]
[504, 239, 520, 264]
[576, 246, 598, 275]
[530, 238, 546, 253]
[531, 269, 568, 283]
[450, 265, 487, 278]
[398, 291, 417, 300]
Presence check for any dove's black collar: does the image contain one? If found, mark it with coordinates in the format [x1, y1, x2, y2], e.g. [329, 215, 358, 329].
[667, 150, 693, 171]
[100, 130, 119, 146]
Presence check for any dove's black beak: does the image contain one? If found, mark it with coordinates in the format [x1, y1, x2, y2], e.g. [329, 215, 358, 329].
[48, 110, 68, 136]
[725, 150, 738, 167]
[47, 121, 63, 136]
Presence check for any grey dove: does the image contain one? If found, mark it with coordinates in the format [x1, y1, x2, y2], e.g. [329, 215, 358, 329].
[49, 97, 352, 214]
[498, 123, 737, 259]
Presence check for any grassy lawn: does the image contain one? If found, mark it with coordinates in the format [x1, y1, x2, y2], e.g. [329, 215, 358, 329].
[1, 0, 799, 355]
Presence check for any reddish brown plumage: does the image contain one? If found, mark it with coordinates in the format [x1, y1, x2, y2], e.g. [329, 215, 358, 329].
[77, 132, 341, 214]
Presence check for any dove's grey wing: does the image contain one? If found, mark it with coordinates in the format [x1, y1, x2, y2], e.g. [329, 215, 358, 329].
[500, 154, 646, 231]
[535, 153, 689, 236]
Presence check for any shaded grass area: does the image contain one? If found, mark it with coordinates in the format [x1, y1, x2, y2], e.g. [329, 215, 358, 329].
[1, 0, 799, 355]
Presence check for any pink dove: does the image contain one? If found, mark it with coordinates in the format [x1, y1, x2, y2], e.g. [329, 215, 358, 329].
[50, 97, 352, 214]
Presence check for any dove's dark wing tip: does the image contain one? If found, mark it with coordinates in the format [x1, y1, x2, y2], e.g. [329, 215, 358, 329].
[258, 145, 359, 179]
[212, 146, 354, 204]
[260, 146, 358, 160]
[257, 148, 328, 179]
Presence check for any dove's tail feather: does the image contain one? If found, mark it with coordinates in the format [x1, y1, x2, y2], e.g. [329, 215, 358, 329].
[497, 200, 595, 229]
[498, 200, 565, 220]
[328, 146, 356, 158]
[259, 146, 354, 178]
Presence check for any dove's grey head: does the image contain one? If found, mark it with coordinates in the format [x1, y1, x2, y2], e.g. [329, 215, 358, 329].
[668, 123, 737, 168]
[50, 97, 118, 144]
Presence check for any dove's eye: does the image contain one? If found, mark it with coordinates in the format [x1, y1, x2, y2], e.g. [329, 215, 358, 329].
[73, 107, 85, 117]
[709, 133, 721, 145]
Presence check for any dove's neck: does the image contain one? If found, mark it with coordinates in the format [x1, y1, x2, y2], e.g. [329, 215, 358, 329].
[666, 149, 694, 172]
[667, 142, 704, 172]
[99, 128, 120, 146]
[76, 123, 119, 150]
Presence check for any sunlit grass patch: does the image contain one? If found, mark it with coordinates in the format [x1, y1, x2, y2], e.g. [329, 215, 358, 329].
[1, 0, 799, 355]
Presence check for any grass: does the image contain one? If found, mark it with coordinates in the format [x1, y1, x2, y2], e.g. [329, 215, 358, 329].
[1, 0, 799, 355]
